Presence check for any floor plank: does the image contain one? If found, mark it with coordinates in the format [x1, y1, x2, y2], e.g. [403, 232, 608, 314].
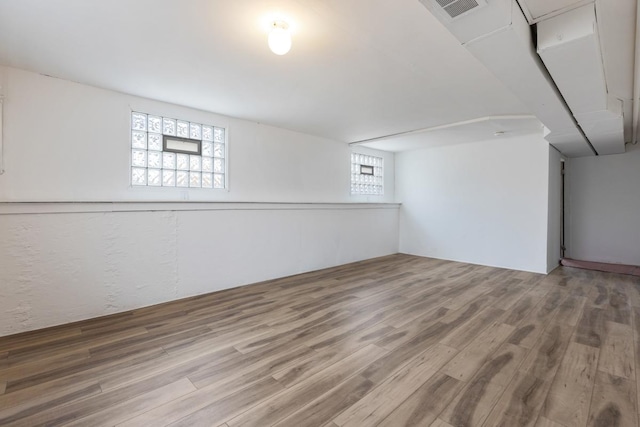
[439, 307, 506, 350]
[67, 378, 196, 426]
[518, 323, 574, 383]
[272, 374, 375, 427]
[439, 343, 527, 426]
[376, 372, 462, 427]
[227, 344, 387, 427]
[502, 288, 546, 326]
[483, 370, 551, 427]
[574, 306, 606, 348]
[159, 377, 283, 427]
[440, 321, 514, 382]
[587, 371, 637, 427]
[508, 289, 565, 349]
[333, 344, 457, 426]
[598, 321, 635, 380]
[536, 416, 565, 427]
[542, 341, 599, 426]
[0, 382, 103, 426]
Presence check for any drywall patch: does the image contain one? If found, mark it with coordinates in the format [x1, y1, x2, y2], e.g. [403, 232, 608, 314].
[8, 302, 32, 331]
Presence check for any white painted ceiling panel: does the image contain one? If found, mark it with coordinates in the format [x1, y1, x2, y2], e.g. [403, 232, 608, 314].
[419, 0, 513, 44]
[544, 128, 594, 157]
[359, 116, 543, 152]
[518, 0, 592, 23]
[588, 130, 626, 155]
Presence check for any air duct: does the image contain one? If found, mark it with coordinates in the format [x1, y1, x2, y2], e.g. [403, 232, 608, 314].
[419, 0, 596, 156]
[537, 4, 626, 155]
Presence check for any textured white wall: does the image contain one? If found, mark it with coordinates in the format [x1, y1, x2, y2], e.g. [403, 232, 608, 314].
[0, 205, 399, 336]
[0, 66, 399, 337]
[565, 146, 640, 265]
[396, 134, 551, 274]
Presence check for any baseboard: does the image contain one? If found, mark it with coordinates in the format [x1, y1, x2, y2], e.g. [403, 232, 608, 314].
[560, 258, 640, 277]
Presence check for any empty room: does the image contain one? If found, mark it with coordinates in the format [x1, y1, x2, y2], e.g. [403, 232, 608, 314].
[1, 0, 640, 426]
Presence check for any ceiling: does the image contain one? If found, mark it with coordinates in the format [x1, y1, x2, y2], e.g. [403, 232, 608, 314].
[360, 116, 544, 152]
[0, 0, 533, 149]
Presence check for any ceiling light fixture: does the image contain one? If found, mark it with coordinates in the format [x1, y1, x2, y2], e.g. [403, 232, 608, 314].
[268, 20, 292, 55]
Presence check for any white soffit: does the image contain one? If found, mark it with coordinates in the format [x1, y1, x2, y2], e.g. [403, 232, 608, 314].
[595, 0, 636, 101]
[517, 0, 592, 23]
[544, 127, 593, 157]
[538, 4, 607, 114]
[593, 0, 636, 141]
[538, 3, 626, 155]
[357, 116, 543, 152]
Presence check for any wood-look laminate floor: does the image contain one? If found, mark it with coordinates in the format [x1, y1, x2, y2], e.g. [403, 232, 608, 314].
[1, 254, 640, 427]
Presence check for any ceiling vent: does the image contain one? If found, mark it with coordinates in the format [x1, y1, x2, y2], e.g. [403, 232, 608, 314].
[425, 0, 488, 20]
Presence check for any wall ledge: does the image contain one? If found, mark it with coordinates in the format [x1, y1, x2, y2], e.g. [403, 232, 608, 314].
[0, 201, 401, 215]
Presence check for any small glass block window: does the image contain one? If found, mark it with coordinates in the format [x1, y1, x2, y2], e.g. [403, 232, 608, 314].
[131, 111, 227, 189]
[351, 153, 384, 196]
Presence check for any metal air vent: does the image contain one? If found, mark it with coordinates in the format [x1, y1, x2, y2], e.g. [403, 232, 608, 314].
[421, 0, 488, 20]
[446, 0, 480, 18]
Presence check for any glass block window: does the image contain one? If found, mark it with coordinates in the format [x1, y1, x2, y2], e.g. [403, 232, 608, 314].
[131, 112, 226, 189]
[351, 153, 383, 196]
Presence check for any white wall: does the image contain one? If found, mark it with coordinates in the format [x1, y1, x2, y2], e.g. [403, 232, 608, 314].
[396, 134, 551, 274]
[0, 66, 395, 203]
[0, 204, 398, 336]
[547, 147, 563, 272]
[0, 66, 399, 336]
[565, 146, 640, 265]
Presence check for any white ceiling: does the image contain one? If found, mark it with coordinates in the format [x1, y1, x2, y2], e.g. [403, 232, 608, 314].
[357, 116, 544, 152]
[0, 0, 532, 146]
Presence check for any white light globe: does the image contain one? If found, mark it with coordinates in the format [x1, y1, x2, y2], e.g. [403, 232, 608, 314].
[268, 23, 292, 55]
